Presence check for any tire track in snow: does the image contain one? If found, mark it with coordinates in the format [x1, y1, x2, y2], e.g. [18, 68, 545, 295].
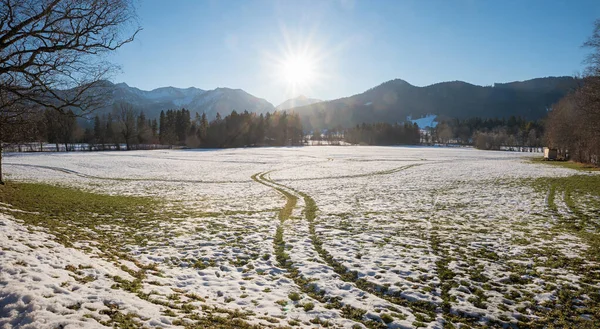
[428, 183, 508, 327]
[252, 172, 391, 328]
[427, 190, 453, 326]
[251, 172, 297, 268]
[275, 163, 423, 182]
[260, 165, 443, 324]
[5, 163, 248, 184]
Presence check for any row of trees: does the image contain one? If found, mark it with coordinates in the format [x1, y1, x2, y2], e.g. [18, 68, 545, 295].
[345, 122, 421, 145]
[157, 108, 305, 148]
[11, 109, 551, 152]
[16, 105, 306, 151]
[546, 77, 600, 164]
[201, 110, 304, 148]
[90, 106, 159, 151]
[6, 106, 159, 152]
[429, 116, 544, 150]
[545, 20, 600, 165]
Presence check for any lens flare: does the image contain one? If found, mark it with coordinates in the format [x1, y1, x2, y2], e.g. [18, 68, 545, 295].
[281, 55, 315, 85]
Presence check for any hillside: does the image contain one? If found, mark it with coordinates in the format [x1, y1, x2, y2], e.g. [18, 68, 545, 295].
[291, 77, 579, 130]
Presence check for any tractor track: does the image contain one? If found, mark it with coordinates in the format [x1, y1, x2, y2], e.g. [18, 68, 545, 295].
[253, 163, 445, 326]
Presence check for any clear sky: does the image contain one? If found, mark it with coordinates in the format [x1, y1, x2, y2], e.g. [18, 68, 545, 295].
[110, 0, 600, 106]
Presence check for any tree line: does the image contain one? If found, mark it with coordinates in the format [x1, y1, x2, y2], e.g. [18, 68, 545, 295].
[12, 103, 305, 151]
[544, 20, 600, 165]
[344, 122, 421, 145]
[156, 108, 304, 148]
[546, 77, 599, 164]
[428, 116, 544, 150]
[7, 108, 550, 152]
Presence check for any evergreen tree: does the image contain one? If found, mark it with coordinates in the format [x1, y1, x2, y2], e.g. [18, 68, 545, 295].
[159, 110, 166, 144]
[198, 112, 209, 144]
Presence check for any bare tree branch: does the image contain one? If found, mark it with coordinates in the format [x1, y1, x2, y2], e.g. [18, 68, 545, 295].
[0, 0, 140, 183]
[1, 0, 140, 114]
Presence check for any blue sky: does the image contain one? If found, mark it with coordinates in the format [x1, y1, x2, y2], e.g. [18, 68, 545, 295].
[110, 0, 600, 106]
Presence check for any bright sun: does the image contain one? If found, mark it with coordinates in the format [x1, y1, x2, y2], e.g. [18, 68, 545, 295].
[281, 55, 315, 85]
[264, 31, 328, 97]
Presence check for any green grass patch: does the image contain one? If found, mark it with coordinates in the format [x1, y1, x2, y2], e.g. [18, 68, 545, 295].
[529, 157, 600, 172]
[533, 175, 600, 233]
[0, 181, 168, 250]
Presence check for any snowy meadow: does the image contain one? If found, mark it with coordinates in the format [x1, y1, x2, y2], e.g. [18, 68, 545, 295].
[1, 147, 599, 329]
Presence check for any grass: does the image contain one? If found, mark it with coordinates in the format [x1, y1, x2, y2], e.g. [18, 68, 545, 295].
[0, 181, 165, 250]
[0, 182, 155, 217]
[303, 302, 315, 312]
[380, 313, 394, 324]
[533, 174, 600, 233]
[288, 292, 301, 302]
[529, 157, 600, 172]
[513, 174, 600, 327]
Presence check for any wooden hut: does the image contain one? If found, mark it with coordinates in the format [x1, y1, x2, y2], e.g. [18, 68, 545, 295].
[543, 147, 558, 160]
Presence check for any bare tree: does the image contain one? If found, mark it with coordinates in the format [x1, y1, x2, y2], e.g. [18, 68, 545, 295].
[113, 101, 136, 150]
[545, 19, 600, 165]
[0, 0, 140, 184]
[584, 19, 600, 76]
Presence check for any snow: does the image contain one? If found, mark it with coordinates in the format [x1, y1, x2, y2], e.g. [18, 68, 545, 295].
[2, 147, 598, 328]
[408, 114, 438, 128]
[0, 215, 165, 329]
[190, 90, 224, 108]
[115, 83, 206, 107]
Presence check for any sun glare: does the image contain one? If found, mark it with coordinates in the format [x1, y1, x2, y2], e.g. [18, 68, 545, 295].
[282, 55, 315, 85]
[263, 26, 335, 99]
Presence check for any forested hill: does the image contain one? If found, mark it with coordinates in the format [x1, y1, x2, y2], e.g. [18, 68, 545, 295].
[292, 76, 579, 130]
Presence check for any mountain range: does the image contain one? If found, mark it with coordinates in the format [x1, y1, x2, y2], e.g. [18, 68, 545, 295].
[89, 77, 579, 129]
[290, 77, 579, 130]
[95, 81, 274, 120]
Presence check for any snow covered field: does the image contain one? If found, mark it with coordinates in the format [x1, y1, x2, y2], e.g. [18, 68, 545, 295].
[1, 147, 599, 328]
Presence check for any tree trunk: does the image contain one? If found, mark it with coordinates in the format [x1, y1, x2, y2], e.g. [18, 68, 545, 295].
[0, 143, 4, 185]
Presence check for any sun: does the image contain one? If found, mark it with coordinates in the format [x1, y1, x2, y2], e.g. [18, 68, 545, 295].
[262, 27, 334, 99]
[281, 55, 315, 86]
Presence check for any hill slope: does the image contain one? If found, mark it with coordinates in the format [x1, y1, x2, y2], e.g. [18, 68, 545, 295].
[276, 95, 322, 111]
[291, 77, 579, 130]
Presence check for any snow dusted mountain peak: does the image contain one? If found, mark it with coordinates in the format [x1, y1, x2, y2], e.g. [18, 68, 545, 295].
[97, 82, 275, 119]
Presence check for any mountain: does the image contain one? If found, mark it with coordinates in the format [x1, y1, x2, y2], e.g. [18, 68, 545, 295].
[89, 81, 275, 120]
[276, 95, 322, 111]
[290, 77, 579, 130]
